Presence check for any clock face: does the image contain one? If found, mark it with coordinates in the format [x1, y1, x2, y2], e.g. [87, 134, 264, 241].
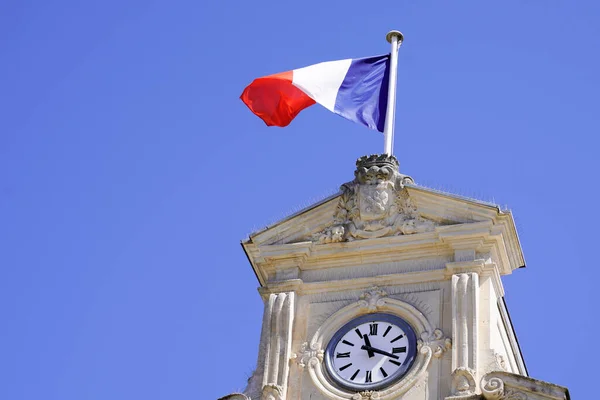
[324, 313, 417, 391]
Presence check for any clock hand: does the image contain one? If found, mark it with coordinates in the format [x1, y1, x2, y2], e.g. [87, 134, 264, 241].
[362, 334, 375, 358]
[359, 345, 400, 360]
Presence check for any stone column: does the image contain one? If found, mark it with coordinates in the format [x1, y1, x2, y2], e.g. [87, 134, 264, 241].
[258, 292, 295, 400]
[450, 272, 479, 397]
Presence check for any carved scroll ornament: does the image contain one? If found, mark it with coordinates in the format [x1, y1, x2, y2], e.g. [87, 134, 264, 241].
[358, 287, 388, 311]
[451, 367, 477, 396]
[261, 384, 283, 400]
[293, 341, 324, 369]
[481, 376, 527, 400]
[417, 329, 452, 359]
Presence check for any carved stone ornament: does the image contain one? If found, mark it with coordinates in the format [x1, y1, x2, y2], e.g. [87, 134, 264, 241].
[358, 286, 388, 311]
[451, 367, 477, 396]
[481, 377, 527, 400]
[292, 341, 324, 369]
[313, 155, 436, 243]
[417, 329, 452, 358]
[261, 384, 283, 400]
[351, 391, 381, 400]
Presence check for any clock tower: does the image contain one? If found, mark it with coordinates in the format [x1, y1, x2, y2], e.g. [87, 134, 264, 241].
[219, 154, 570, 400]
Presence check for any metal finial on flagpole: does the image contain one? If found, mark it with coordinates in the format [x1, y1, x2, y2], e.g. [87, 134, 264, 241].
[383, 30, 404, 156]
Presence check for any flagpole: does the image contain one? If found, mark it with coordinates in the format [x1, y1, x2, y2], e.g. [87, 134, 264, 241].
[383, 30, 404, 156]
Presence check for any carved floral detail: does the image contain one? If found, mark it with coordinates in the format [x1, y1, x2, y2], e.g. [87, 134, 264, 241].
[317, 225, 345, 244]
[292, 342, 324, 369]
[261, 384, 283, 400]
[312, 155, 436, 243]
[351, 390, 380, 400]
[481, 377, 527, 400]
[417, 329, 452, 358]
[358, 287, 388, 311]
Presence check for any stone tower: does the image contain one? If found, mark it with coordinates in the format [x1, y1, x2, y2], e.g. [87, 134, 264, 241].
[219, 155, 570, 400]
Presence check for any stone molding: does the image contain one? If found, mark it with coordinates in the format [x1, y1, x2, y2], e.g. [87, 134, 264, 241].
[259, 279, 444, 301]
[246, 219, 521, 288]
[298, 287, 450, 400]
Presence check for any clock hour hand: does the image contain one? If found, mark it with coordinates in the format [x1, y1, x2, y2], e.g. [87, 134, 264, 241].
[360, 345, 400, 360]
[362, 333, 375, 358]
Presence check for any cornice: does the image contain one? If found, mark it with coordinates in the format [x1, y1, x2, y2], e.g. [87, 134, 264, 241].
[246, 219, 521, 287]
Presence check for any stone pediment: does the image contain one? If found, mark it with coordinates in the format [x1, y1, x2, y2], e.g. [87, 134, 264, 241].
[243, 155, 525, 286]
[247, 155, 510, 247]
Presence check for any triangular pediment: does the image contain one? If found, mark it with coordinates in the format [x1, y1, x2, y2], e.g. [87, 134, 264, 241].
[246, 184, 505, 247]
[242, 155, 524, 286]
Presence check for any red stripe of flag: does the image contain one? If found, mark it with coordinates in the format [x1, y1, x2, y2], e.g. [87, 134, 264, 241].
[240, 71, 316, 127]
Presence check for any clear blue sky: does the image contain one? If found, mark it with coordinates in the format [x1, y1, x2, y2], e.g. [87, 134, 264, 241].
[1, 1, 598, 399]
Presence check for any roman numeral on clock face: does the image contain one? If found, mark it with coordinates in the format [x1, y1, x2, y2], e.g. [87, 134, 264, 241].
[383, 325, 392, 337]
[369, 323, 378, 336]
[390, 334, 404, 343]
[336, 352, 351, 358]
[365, 370, 372, 383]
[339, 363, 352, 371]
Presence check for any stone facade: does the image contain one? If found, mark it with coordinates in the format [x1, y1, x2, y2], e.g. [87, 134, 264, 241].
[220, 155, 569, 400]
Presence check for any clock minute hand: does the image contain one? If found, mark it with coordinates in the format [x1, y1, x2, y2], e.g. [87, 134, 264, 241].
[360, 345, 400, 360]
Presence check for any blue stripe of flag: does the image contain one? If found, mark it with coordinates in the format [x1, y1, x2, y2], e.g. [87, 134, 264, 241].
[333, 54, 390, 132]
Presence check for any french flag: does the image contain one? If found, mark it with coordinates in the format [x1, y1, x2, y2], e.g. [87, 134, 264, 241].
[240, 54, 390, 132]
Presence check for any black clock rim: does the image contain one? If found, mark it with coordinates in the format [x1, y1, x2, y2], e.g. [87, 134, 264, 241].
[324, 312, 418, 392]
